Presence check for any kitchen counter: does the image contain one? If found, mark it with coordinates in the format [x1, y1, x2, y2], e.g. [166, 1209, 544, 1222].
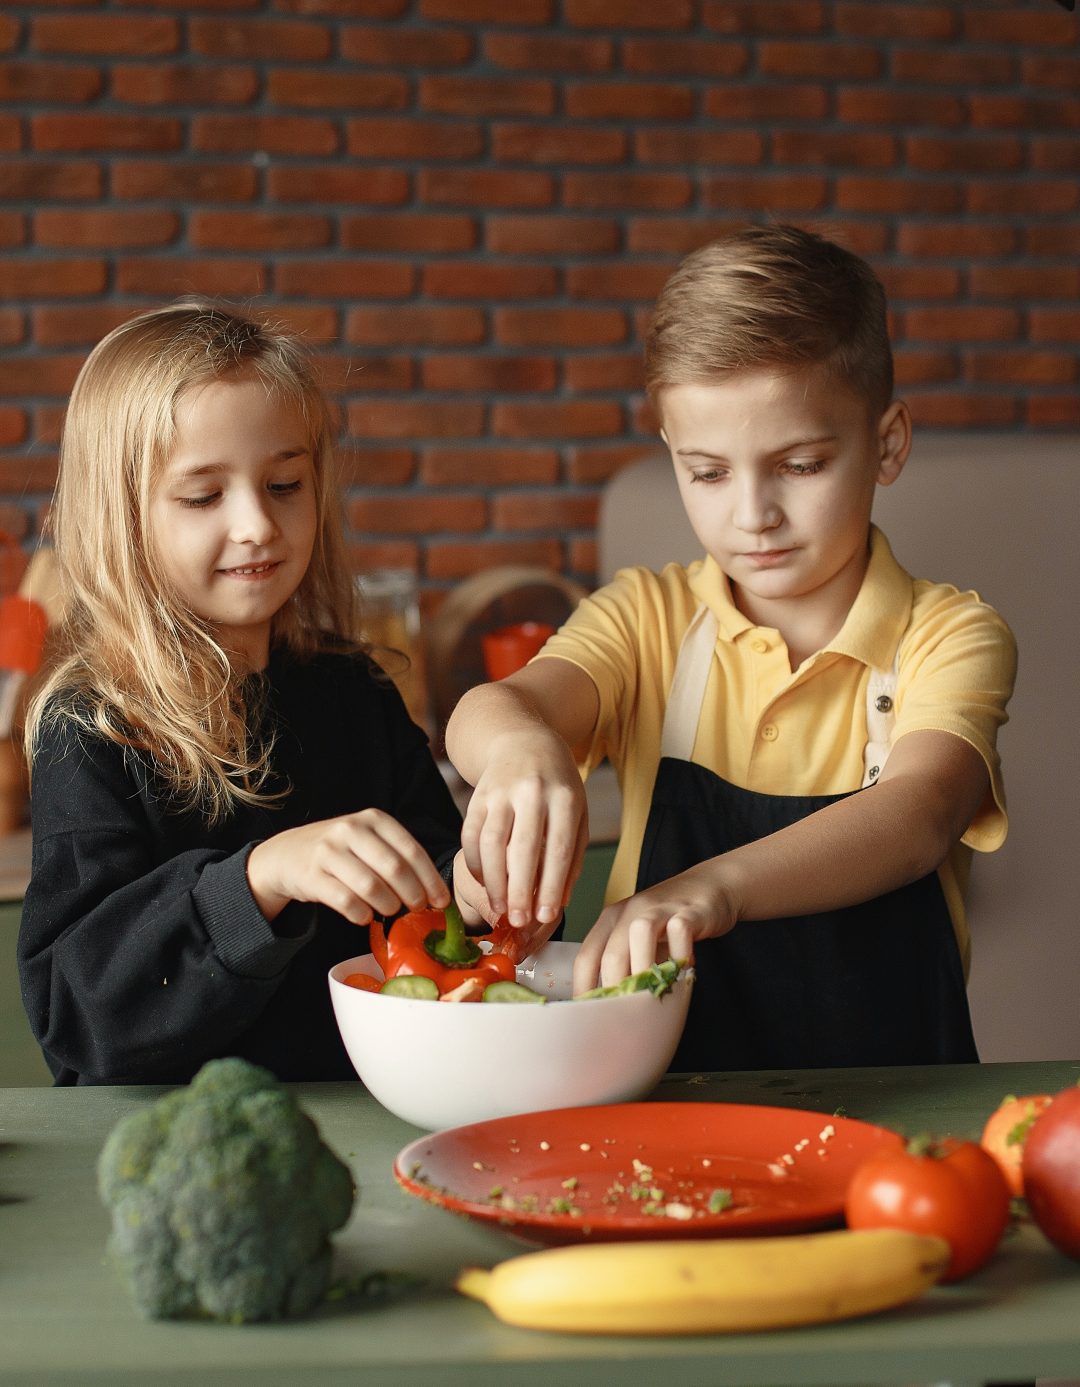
[2, 1061, 1078, 1386]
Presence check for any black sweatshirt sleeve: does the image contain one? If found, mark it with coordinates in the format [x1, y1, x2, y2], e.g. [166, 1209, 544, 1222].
[19, 651, 465, 1086]
[19, 719, 316, 1084]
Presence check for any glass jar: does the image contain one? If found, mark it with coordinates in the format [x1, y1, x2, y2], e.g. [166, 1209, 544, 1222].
[356, 568, 429, 732]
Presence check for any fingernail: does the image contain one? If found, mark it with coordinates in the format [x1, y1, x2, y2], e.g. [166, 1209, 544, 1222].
[509, 910, 528, 928]
[537, 905, 559, 924]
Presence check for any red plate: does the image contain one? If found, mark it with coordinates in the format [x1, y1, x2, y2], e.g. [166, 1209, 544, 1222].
[394, 1101, 903, 1246]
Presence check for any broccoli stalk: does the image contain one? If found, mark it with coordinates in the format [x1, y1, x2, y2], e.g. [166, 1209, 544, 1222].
[97, 1057, 355, 1323]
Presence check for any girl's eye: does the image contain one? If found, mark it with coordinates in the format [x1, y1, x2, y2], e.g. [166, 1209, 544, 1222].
[269, 480, 303, 496]
[178, 493, 219, 509]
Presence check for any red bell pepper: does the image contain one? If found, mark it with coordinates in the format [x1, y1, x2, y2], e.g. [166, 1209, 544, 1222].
[382, 902, 516, 997]
[368, 920, 389, 976]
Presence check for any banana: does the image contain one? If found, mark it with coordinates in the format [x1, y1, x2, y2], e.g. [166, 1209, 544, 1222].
[456, 1227, 950, 1335]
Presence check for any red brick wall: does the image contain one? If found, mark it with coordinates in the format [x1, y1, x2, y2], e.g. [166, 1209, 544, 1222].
[1, 0, 1077, 598]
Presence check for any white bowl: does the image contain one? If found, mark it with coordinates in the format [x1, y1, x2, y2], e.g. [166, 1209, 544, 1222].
[328, 941, 692, 1131]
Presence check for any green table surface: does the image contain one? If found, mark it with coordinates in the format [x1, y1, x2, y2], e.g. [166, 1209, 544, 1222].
[2, 1062, 1079, 1387]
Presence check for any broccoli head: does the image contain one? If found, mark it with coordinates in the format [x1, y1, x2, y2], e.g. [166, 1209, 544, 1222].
[97, 1057, 355, 1323]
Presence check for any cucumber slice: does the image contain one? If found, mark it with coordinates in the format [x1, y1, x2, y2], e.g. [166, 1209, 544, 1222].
[482, 980, 547, 1004]
[380, 974, 439, 1000]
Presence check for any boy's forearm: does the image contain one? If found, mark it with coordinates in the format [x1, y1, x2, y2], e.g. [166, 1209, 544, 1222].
[444, 681, 554, 785]
[716, 733, 988, 923]
[444, 657, 600, 785]
[716, 782, 946, 922]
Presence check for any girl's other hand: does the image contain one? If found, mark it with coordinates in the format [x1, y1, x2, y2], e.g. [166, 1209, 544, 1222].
[571, 867, 737, 995]
[246, 809, 450, 925]
[460, 727, 588, 937]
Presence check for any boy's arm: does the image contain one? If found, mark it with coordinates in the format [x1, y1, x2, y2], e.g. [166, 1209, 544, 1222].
[573, 728, 988, 992]
[444, 656, 600, 938]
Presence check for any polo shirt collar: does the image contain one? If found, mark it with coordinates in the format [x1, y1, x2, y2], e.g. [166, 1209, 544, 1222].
[686, 525, 913, 670]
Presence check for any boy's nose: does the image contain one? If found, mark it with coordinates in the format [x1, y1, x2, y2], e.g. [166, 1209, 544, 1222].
[732, 478, 782, 533]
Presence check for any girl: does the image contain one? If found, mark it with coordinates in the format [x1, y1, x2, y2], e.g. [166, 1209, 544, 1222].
[19, 302, 465, 1085]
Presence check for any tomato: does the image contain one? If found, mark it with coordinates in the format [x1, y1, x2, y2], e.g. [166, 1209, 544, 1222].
[845, 1136, 1011, 1282]
[343, 972, 382, 993]
[980, 1092, 1053, 1197]
[1022, 1082, 1080, 1260]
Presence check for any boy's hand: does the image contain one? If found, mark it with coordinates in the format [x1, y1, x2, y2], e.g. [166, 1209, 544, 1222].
[246, 809, 450, 926]
[460, 727, 589, 934]
[572, 866, 736, 994]
[453, 850, 562, 962]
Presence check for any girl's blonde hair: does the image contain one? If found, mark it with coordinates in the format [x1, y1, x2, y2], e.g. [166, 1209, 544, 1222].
[25, 300, 358, 823]
[645, 223, 894, 417]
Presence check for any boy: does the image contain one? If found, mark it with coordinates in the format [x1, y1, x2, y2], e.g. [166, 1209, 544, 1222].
[446, 224, 1016, 1071]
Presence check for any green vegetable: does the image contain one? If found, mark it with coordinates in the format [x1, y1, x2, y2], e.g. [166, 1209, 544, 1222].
[482, 980, 547, 1004]
[380, 974, 439, 1000]
[424, 900, 481, 968]
[576, 958, 686, 1001]
[96, 1057, 354, 1323]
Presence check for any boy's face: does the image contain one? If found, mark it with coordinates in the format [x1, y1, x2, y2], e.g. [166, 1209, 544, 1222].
[148, 372, 317, 671]
[659, 365, 909, 643]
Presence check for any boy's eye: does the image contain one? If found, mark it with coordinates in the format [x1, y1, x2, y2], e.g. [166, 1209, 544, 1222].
[689, 468, 726, 484]
[783, 459, 826, 476]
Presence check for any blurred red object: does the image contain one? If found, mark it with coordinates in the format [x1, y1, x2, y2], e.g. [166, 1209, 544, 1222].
[481, 621, 556, 682]
[0, 594, 48, 674]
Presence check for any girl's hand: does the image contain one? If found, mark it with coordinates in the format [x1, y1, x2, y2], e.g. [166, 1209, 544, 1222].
[461, 727, 588, 937]
[451, 851, 500, 929]
[571, 866, 737, 995]
[246, 809, 450, 925]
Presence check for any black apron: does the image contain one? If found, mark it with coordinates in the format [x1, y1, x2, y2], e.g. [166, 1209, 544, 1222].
[635, 605, 978, 1073]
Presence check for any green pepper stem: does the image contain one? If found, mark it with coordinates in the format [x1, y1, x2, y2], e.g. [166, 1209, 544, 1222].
[425, 901, 481, 967]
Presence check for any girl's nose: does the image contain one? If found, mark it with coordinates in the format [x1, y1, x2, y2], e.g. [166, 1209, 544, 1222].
[229, 490, 278, 545]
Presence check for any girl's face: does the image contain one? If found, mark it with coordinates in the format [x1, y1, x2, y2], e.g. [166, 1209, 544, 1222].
[148, 372, 318, 670]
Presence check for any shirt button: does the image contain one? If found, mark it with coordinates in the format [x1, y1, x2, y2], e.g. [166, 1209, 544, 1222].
[761, 723, 779, 741]
[751, 637, 769, 653]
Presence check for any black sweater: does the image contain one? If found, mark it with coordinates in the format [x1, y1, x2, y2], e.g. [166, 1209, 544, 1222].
[18, 646, 462, 1086]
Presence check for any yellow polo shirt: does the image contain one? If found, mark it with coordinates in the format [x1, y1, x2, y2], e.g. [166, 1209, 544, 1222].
[537, 527, 1017, 972]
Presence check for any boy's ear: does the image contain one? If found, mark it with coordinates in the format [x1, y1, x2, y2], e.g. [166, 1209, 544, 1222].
[876, 400, 912, 487]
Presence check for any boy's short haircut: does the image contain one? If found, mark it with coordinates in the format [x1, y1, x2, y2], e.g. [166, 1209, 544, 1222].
[645, 223, 894, 417]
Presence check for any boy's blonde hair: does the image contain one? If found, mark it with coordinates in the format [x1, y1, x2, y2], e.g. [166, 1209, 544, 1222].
[25, 301, 358, 823]
[645, 223, 894, 417]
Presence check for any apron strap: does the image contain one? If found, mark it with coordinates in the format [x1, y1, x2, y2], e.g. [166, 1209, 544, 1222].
[661, 602, 902, 786]
[861, 656, 899, 789]
[660, 605, 718, 763]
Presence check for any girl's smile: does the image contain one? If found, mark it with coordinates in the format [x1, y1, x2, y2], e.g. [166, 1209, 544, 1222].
[148, 372, 317, 670]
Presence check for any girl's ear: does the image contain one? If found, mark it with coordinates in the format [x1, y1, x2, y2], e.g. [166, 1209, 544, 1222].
[876, 400, 912, 487]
